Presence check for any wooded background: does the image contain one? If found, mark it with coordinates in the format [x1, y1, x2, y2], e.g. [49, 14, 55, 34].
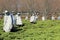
[0, 0, 60, 19]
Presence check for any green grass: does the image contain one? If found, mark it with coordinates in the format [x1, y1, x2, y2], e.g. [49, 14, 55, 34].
[0, 19, 60, 40]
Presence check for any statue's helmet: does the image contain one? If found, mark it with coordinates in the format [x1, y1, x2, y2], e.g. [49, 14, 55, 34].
[4, 10, 8, 13]
[17, 12, 21, 16]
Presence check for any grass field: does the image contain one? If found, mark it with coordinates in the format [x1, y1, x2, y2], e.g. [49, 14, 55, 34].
[0, 19, 60, 40]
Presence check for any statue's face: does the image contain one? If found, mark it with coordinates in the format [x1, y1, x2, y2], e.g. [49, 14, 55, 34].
[6, 12, 10, 15]
[18, 14, 20, 16]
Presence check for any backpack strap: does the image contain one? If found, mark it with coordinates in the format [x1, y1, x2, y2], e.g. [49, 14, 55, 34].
[11, 14, 13, 25]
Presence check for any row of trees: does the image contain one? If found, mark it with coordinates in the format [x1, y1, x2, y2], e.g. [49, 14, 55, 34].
[0, 0, 60, 19]
[0, 0, 59, 13]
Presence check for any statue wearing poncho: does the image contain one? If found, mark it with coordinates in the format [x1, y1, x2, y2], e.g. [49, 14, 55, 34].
[30, 14, 36, 23]
[16, 13, 23, 26]
[51, 16, 55, 20]
[3, 11, 13, 32]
